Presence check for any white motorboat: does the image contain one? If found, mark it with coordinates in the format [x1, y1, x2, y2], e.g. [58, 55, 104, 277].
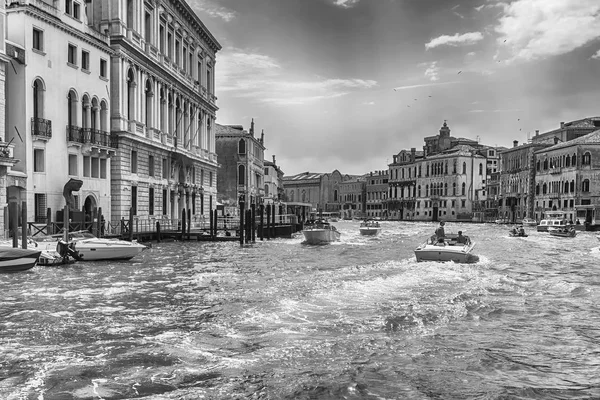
[302, 220, 341, 245]
[537, 211, 568, 232]
[548, 226, 577, 238]
[359, 220, 381, 236]
[520, 218, 538, 227]
[414, 234, 479, 264]
[38, 231, 147, 261]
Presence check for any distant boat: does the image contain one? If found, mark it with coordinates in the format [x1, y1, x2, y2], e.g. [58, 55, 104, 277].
[548, 226, 576, 238]
[359, 220, 381, 236]
[520, 218, 538, 227]
[37, 231, 147, 261]
[0, 247, 42, 272]
[537, 211, 568, 232]
[302, 220, 341, 245]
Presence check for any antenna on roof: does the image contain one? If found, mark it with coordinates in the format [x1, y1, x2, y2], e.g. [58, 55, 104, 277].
[476, 135, 480, 143]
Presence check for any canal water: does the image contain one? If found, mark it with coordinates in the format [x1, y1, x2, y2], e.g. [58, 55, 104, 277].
[1, 221, 600, 399]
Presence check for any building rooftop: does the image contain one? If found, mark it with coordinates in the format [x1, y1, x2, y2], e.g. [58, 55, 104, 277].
[537, 129, 600, 152]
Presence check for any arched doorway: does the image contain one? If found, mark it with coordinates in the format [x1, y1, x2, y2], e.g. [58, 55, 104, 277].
[83, 195, 97, 223]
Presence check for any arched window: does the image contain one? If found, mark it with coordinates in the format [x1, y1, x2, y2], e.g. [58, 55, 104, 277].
[444, 161, 448, 175]
[91, 98, 99, 130]
[536, 184, 540, 195]
[418, 165, 421, 177]
[570, 180, 575, 192]
[583, 152, 592, 166]
[536, 160, 540, 171]
[334, 189, 338, 202]
[81, 94, 90, 129]
[572, 154, 577, 166]
[33, 78, 44, 120]
[100, 100, 108, 132]
[302, 190, 306, 202]
[289, 190, 294, 202]
[453, 182, 456, 196]
[418, 185, 421, 197]
[238, 164, 245, 185]
[543, 183, 547, 194]
[566, 155, 570, 167]
[461, 182, 466, 195]
[543, 159, 548, 170]
[444, 183, 448, 196]
[564, 181, 569, 193]
[264, 184, 269, 196]
[583, 179, 590, 192]
[426, 164, 430, 176]
[425, 184, 429, 197]
[67, 89, 78, 127]
[238, 139, 246, 154]
[453, 160, 457, 174]
[462, 162, 467, 174]
[127, 68, 136, 121]
[479, 163, 483, 175]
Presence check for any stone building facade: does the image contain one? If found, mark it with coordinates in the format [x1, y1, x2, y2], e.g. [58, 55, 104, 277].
[6, 0, 113, 226]
[533, 130, 600, 224]
[263, 155, 283, 205]
[388, 148, 422, 220]
[339, 176, 365, 219]
[215, 121, 265, 211]
[283, 170, 348, 213]
[87, 0, 221, 224]
[365, 170, 388, 218]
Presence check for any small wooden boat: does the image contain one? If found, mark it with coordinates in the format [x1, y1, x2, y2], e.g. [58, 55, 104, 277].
[508, 232, 528, 237]
[414, 234, 479, 264]
[359, 220, 381, 236]
[548, 227, 576, 238]
[302, 220, 341, 244]
[0, 247, 42, 272]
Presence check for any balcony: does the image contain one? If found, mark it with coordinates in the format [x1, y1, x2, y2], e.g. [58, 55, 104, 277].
[67, 126, 115, 148]
[31, 117, 52, 139]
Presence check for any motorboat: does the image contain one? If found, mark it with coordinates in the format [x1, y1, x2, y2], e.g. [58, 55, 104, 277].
[537, 211, 568, 232]
[0, 247, 42, 272]
[548, 226, 577, 238]
[359, 220, 381, 236]
[520, 218, 538, 227]
[414, 234, 479, 264]
[508, 226, 528, 237]
[37, 231, 147, 261]
[0, 239, 76, 266]
[302, 220, 341, 245]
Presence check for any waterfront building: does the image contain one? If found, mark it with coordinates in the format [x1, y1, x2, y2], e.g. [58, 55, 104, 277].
[472, 146, 501, 222]
[5, 0, 114, 225]
[365, 170, 388, 219]
[531, 118, 600, 145]
[496, 140, 549, 223]
[0, 0, 18, 237]
[338, 175, 365, 219]
[283, 170, 348, 213]
[387, 148, 422, 220]
[88, 0, 221, 224]
[533, 130, 600, 225]
[215, 121, 265, 211]
[263, 155, 284, 205]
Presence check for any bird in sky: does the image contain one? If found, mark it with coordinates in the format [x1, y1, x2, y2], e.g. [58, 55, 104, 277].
[518, 118, 520, 121]
[504, 39, 507, 42]
[414, 98, 418, 101]
[428, 95, 432, 98]
[457, 71, 462, 74]
[393, 88, 397, 91]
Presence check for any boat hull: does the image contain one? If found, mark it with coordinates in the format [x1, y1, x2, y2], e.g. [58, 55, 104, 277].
[359, 227, 381, 236]
[74, 239, 147, 261]
[414, 243, 479, 264]
[302, 229, 341, 245]
[548, 229, 576, 238]
[0, 248, 42, 272]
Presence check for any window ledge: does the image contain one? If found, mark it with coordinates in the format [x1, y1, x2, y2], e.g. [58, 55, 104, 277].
[82, 68, 91, 75]
[99, 75, 108, 82]
[67, 62, 79, 70]
[32, 48, 46, 56]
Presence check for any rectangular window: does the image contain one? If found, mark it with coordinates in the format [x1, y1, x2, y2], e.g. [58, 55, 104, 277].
[209, 171, 213, 187]
[131, 150, 138, 173]
[83, 155, 91, 177]
[91, 157, 99, 178]
[182, 44, 187, 71]
[33, 28, 44, 51]
[81, 50, 89, 71]
[264, 168, 269, 175]
[100, 159, 107, 179]
[144, 11, 152, 43]
[65, 0, 72, 15]
[162, 189, 167, 215]
[175, 39, 180, 65]
[68, 154, 78, 175]
[34, 149, 45, 172]
[73, 2, 80, 19]
[159, 24, 165, 54]
[34, 193, 47, 223]
[197, 60, 202, 82]
[461, 199, 466, 208]
[67, 44, 77, 65]
[100, 59, 107, 78]
[149, 155, 155, 177]
[167, 32, 173, 59]
[131, 186, 137, 215]
[162, 158, 168, 178]
[149, 187, 155, 215]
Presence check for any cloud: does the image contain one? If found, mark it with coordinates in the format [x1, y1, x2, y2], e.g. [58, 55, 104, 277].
[424, 61, 440, 81]
[331, 0, 361, 8]
[393, 81, 459, 91]
[592, 50, 600, 59]
[189, 0, 237, 22]
[216, 48, 377, 105]
[364, 101, 376, 105]
[425, 32, 484, 49]
[495, 0, 600, 61]
[469, 108, 520, 113]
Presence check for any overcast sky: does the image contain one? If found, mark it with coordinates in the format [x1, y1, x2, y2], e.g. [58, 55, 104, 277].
[190, 0, 600, 176]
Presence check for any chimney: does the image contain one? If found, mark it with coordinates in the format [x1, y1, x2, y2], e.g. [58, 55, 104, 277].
[535, 130, 539, 136]
[250, 118, 255, 136]
[513, 140, 518, 148]
[560, 122, 565, 129]
[272, 155, 276, 164]
[260, 129, 264, 144]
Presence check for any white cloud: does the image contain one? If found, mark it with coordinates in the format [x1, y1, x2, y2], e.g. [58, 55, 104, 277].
[364, 101, 376, 105]
[189, 0, 237, 22]
[495, 0, 600, 61]
[216, 48, 377, 105]
[424, 61, 440, 81]
[332, 0, 361, 8]
[425, 32, 484, 49]
[393, 81, 459, 91]
[592, 49, 600, 59]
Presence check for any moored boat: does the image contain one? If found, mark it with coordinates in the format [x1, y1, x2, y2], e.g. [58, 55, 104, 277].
[0, 247, 42, 272]
[359, 220, 381, 236]
[548, 226, 577, 238]
[302, 220, 341, 245]
[537, 211, 568, 232]
[38, 231, 147, 261]
[520, 218, 538, 227]
[414, 234, 479, 264]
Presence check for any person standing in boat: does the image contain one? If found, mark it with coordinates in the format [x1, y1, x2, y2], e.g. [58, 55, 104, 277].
[435, 221, 446, 239]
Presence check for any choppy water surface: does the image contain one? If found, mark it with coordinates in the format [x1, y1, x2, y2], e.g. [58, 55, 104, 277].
[1, 221, 600, 399]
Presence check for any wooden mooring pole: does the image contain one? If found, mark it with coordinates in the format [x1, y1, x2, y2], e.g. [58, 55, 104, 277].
[156, 221, 161, 242]
[239, 201, 245, 245]
[181, 208, 186, 241]
[21, 201, 27, 249]
[251, 203, 256, 243]
[259, 204, 264, 241]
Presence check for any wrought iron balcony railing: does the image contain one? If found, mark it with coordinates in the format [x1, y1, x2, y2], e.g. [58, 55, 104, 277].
[31, 117, 52, 138]
[67, 126, 116, 148]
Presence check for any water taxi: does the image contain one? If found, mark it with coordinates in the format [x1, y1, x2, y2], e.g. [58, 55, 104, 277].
[302, 220, 341, 245]
[537, 211, 569, 232]
[359, 220, 381, 236]
[414, 234, 479, 264]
